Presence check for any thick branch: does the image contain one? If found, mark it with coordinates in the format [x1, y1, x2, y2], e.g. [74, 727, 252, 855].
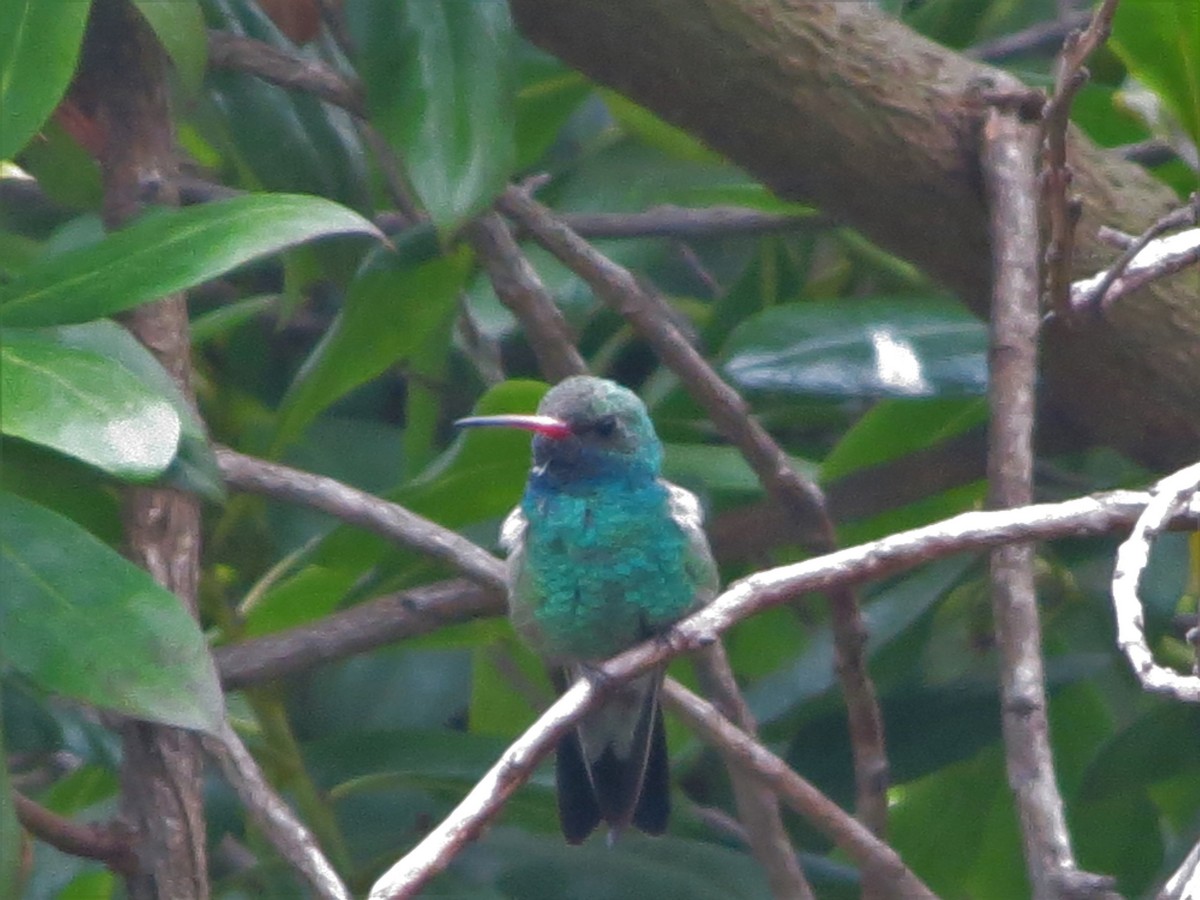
[983, 107, 1086, 899]
[73, 2, 208, 895]
[507, 0, 1200, 469]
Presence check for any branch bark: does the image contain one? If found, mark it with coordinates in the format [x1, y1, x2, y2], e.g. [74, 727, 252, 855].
[73, 2, 208, 896]
[507, 0, 1200, 470]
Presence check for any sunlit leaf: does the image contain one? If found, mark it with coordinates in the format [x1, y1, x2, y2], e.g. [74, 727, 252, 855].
[0, 328, 181, 480]
[721, 296, 987, 399]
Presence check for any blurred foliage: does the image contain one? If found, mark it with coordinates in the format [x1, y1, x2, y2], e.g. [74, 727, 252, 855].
[1, 0, 1198, 897]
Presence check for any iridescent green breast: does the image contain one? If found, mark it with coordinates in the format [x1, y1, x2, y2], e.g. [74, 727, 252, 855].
[508, 480, 700, 662]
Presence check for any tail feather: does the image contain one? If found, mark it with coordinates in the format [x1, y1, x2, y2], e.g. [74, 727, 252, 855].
[553, 667, 670, 842]
[555, 727, 602, 844]
[631, 706, 670, 835]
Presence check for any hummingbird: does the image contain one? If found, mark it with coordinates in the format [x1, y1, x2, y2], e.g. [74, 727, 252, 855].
[457, 376, 719, 843]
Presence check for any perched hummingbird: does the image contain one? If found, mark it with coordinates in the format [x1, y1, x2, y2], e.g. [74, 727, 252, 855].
[457, 376, 719, 843]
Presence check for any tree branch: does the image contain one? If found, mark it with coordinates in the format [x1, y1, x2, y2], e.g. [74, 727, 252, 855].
[661, 682, 937, 900]
[202, 722, 350, 900]
[214, 448, 505, 590]
[216, 580, 503, 689]
[1039, 0, 1119, 323]
[1073, 195, 1200, 312]
[983, 104, 1109, 899]
[465, 212, 587, 382]
[206, 30, 365, 116]
[73, 2, 209, 894]
[1111, 461, 1200, 702]
[13, 791, 138, 876]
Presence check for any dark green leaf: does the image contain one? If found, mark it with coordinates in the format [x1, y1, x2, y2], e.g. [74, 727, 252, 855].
[0, 492, 224, 735]
[0, 688, 20, 900]
[721, 296, 987, 399]
[0, 0, 91, 158]
[353, 0, 517, 233]
[821, 398, 987, 483]
[0, 194, 381, 327]
[0, 328, 181, 480]
[458, 828, 772, 899]
[273, 249, 469, 450]
[189, 293, 278, 345]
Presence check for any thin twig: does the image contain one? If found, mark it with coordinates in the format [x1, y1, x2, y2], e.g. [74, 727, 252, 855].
[216, 580, 503, 689]
[693, 646, 815, 899]
[214, 448, 505, 589]
[13, 792, 138, 875]
[1077, 195, 1200, 311]
[1039, 0, 1121, 322]
[661, 682, 937, 900]
[1162, 836, 1200, 900]
[206, 31, 365, 116]
[548, 206, 822, 240]
[202, 722, 351, 900]
[1070, 226, 1200, 312]
[966, 10, 1092, 62]
[1111, 461, 1200, 702]
[984, 105, 1115, 900]
[496, 185, 891, 841]
[465, 213, 587, 381]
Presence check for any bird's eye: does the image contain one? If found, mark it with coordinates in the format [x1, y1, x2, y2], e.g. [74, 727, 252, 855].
[592, 415, 617, 438]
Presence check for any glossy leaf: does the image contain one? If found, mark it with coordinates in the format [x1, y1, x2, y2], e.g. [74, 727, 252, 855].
[721, 296, 988, 399]
[47, 320, 224, 498]
[0, 328, 181, 480]
[0, 194, 381, 327]
[133, 0, 207, 93]
[1112, 0, 1200, 145]
[274, 249, 470, 450]
[0, 492, 225, 735]
[0, 0, 91, 158]
[353, 0, 516, 233]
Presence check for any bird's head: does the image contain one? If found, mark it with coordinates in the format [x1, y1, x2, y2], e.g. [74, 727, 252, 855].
[456, 376, 663, 487]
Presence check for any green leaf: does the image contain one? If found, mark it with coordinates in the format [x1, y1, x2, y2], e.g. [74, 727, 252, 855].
[721, 295, 988, 400]
[274, 249, 470, 450]
[1112, 0, 1200, 146]
[353, 0, 517, 234]
[0, 194, 382, 327]
[603, 90, 725, 165]
[0, 0, 91, 159]
[133, 0, 207, 93]
[46, 321, 225, 500]
[821, 397, 987, 483]
[0, 328, 181, 480]
[0, 687, 21, 900]
[0, 492, 225, 735]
